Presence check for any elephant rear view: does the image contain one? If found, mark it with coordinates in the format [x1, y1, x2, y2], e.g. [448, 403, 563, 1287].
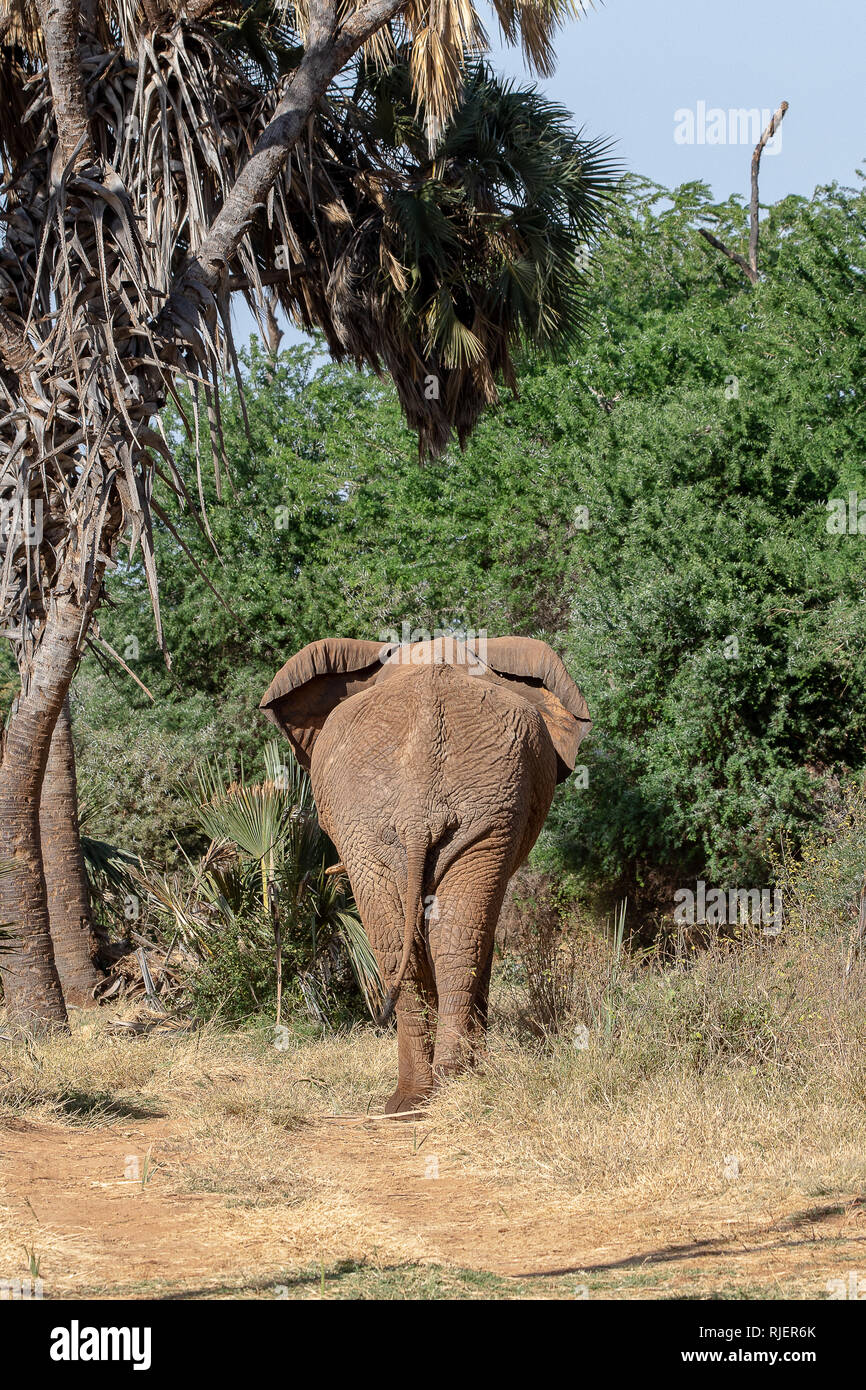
[261, 636, 590, 1113]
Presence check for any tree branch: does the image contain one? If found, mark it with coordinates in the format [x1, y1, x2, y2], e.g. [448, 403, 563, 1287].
[749, 100, 788, 278]
[162, 0, 403, 313]
[697, 227, 756, 284]
[307, 0, 338, 48]
[697, 100, 788, 287]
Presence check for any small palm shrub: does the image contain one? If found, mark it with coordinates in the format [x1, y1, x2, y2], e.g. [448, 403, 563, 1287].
[134, 745, 383, 1027]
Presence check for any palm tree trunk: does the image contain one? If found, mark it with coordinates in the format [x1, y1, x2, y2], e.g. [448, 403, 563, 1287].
[40, 695, 101, 1008]
[0, 574, 102, 1028]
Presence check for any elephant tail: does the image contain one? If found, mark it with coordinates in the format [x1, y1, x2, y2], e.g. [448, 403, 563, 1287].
[377, 833, 429, 1026]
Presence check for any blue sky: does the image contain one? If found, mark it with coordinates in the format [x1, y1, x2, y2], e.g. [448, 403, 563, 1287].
[488, 0, 865, 203]
[244, 0, 865, 347]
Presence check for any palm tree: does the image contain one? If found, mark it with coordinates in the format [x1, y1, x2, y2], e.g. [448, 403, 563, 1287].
[0, 0, 614, 1026]
[281, 53, 617, 451]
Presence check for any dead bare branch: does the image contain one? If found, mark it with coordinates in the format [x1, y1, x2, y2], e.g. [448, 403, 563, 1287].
[698, 227, 756, 284]
[87, 625, 155, 700]
[749, 100, 788, 278]
[698, 100, 788, 287]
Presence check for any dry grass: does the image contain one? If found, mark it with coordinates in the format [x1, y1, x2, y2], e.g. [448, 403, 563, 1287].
[2, 927, 865, 1298]
[3, 931, 865, 1205]
[0, 1011, 395, 1129]
[426, 931, 866, 1202]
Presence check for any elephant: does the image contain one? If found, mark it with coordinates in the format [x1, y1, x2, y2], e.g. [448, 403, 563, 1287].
[260, 634, 591, 1114]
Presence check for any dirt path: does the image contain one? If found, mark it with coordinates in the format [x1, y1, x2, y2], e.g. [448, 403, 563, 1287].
[2, 1114, 864, 1298]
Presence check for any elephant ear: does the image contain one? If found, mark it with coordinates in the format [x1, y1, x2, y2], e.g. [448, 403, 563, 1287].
[260, 638, 391, 770]
[478, 637, 592, 783]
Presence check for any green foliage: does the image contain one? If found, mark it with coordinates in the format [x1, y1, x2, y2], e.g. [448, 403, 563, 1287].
[539, 175, 866, 892]
[134, 749, 382, 1026]
[770, 780, 866, 949]
[74, 705, 212, 868]
[78, 172, 866, 908]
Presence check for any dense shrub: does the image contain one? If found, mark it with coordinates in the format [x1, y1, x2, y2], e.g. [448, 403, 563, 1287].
[71, 174, 866, 905]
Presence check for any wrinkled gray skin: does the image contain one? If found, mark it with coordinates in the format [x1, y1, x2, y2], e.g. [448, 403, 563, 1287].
[261, 636, 590, 1114]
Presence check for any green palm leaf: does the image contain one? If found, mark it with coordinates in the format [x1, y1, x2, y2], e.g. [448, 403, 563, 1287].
[192, 759, 291, 865]
[177, 748, 385, 1023]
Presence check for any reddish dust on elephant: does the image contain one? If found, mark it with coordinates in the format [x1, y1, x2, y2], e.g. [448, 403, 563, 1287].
[261, 636, 591, 1114]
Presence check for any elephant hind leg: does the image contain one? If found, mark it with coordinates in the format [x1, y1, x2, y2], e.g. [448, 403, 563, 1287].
[427, 836, 511, 1081]
[342, 856, 437, 1115]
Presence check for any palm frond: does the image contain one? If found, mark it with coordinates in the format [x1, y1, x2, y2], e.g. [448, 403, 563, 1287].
[334, 906, 385, 1017]
[80, 834, 138, 894]
[192, 759, 293, 866]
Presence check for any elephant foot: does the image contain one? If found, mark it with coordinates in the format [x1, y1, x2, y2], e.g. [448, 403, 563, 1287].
[384, 1087, 430, 1117]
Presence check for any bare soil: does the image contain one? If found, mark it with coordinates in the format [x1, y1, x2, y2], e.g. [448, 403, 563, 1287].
[3, 1110, 863, 1299]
